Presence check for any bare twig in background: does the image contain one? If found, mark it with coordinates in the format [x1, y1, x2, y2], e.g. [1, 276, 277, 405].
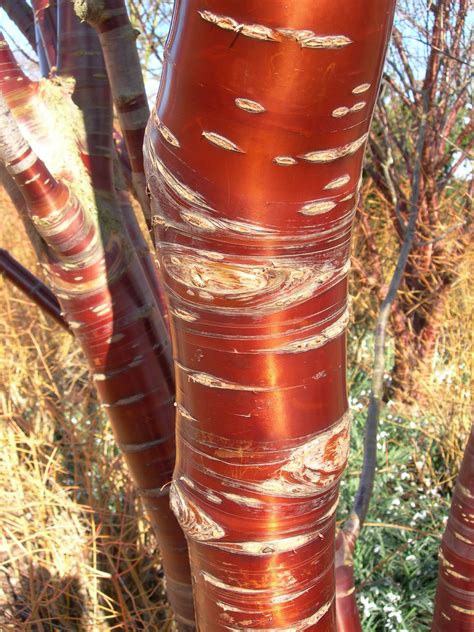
[357, 0, 472, 399]
[350, 90, 428, 536]
[335, 91, 428, 632]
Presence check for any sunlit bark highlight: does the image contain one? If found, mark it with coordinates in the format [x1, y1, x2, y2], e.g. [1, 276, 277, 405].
[145, 1, 396, 628]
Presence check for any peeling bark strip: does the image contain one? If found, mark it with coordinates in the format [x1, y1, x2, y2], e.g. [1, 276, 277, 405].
[273, 155, 298, 166]
[202, 131, 243, 153]
[154, 112, 181, 147]
[352, 83, 371, 94]
[145, 1, 396, 629]
[235, 98, 266, 114]
[324, 175, 351, 190]
[299, 133, 369, 163]
[199, 10, 352, 48]
[271, 134, 368, 168]
[432, 426, 474, 631]
[299, 199, 337, 216]
[332, 102, 367, 118]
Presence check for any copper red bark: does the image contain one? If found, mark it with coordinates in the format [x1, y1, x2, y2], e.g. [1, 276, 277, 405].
[145, 1, 396, 629]
[432, 426, 474, 631]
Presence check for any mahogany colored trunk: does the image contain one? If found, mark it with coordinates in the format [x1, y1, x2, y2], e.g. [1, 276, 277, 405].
[145, 1, 396, 629]
[334, 530, 361, 632]
[0, 20, 194, 627]
[432, 426, 474, 631]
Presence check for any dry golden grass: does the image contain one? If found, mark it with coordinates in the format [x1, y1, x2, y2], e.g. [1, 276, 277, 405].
[349, 183, 473, 478]
[0, 187, 173, 630]
[410, 260, 473, 479]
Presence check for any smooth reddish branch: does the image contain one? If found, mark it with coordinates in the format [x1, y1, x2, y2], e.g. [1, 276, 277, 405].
[0, 30, 194, 622]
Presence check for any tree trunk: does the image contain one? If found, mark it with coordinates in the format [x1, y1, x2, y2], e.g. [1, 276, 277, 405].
[335, 530, 361, 632]
[0, 16, 195, 628]
[145, 1, 396, 628]
[432, 425, 474, 631]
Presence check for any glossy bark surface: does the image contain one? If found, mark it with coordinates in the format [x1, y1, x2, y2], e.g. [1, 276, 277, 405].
[145, 1, 396, 629]
[76, 0, 153, 225]
[432, 426, 474, 631]
[0, 22, 194, 628]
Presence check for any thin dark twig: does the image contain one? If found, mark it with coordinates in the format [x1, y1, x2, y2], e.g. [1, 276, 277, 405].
[413, 218, 471, 247]
[0, 248, 70, 331]
[345, 90, 429, 535]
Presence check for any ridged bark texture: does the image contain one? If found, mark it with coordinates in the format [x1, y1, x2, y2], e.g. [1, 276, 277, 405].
[432, 425, 474, 631]
[145, 1, 396, 629]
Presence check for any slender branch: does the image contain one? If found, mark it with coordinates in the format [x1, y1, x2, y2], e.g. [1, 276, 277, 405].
[31, 0, 59, 74]
[335, 89, 429, 632]
[427, 42, 473, 67]
[368, 137, 406, 241]
[0, 0, 37, 52]
[0, 248, 69, 331]
[128, 0, 166, 70]
[75, 0, 152, 229]
[382, 73, 414, 110]
[378, 97, 413, 176]
[346, 90, 429, 537]
[391, 28, 419, 102]
[380, 148, 405, 233]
